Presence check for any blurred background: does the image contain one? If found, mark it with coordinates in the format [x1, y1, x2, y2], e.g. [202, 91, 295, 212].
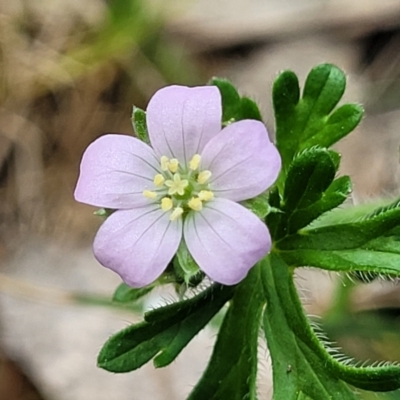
[1, 0, 400, 398]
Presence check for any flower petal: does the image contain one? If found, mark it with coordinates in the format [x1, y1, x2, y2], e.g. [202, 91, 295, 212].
[75, 134, 160, 209]
[183, 198, 271, 285]
[94, 205, 182, 287]
[201, 120, 281, 202]
[146, 86, 222, 165]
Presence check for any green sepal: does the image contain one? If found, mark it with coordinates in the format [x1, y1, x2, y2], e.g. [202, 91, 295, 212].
[241, 190, 273, 219]
[273, 64, 364, 174]
[112, 282, 153, 303]
[97, 284, 234, 372]
[94, 208, 114, 218]
[210, 78, 262, 124]
[188, 266, 263, 400]
[173, 241, 203, 286]
[131, 106, 149, 144]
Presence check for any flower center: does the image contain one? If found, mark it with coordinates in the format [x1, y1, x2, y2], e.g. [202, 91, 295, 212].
[143, 154, 214, 220]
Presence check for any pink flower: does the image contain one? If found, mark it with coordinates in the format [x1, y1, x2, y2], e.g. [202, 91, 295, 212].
[74, 85, 281, 287]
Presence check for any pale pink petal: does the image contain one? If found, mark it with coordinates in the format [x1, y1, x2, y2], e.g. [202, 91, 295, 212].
[183, 198, 271, 285]
[75, 134, 160, 209]
[94, 205, 182, 287]
[146, 86, 222, 165]
[201, 120, 281, 202]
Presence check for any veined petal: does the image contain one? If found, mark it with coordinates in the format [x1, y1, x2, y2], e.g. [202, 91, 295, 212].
[183, 198, 271, 285]
[75, 134, 160, 209]
[94, 205, 182, 288]
[201, 120, 281, 202]
[146, 86, 222, 166]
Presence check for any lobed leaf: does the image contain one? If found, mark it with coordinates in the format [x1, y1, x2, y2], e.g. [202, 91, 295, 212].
[188, 266, 264, 400]
[273, 64, 364, 174]
[262, 254, 357, 399]
[98, 284, 234, 372]
[210, 78, 263, 124]
[263, 254, 400, 397]
[270, 148, 350, 239]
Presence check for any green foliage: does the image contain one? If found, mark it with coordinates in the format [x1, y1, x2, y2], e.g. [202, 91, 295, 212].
[188, 266, 263, 400]
[278, 200, 400, 277]
[96, 64, 400, 400]
[210, 78, 263, 124]
[263, 255, 358, 399]
[273, 64, 363, 176]
[98, 284, 234, 372]
[267, 147, 351, 239]
[263, 255, 400, 399]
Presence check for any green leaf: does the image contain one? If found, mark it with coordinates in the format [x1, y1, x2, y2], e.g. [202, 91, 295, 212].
[279, 199, 400, 279]
[283, 148, 337, 212]
[262, 254, 357, 399]
[239, 96, 263, 121]
[288, 175, 351, 234]
[112, 283, 153, 303]
[97, 284, 234, 372]
[273, 64, 364, 175]
[209, 78, 241, 123]
[263, 253, 400, 398]
[302, 104, 363, 149]
[188, 266, 264, 400]
[131, 106, 149, 143]
[210, 78, 262, 124]
[270, 148, 350, 238]
[302, 63, 346, 126]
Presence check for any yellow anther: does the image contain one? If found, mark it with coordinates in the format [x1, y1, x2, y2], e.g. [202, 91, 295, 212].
[161, 197, 173, 211]
[170, 207, 184, 221]
[143, 190, 157, 199]
[198, 190, 214, 202]
[197, 170, 212, 184]
[188, 197, 203, 211]
[160, 156, 169, 171]
[189, 154, 201, 171]
[165, 173, 189, 196]
[168, 158, 179, 173]
[153, 174, 165, 186]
